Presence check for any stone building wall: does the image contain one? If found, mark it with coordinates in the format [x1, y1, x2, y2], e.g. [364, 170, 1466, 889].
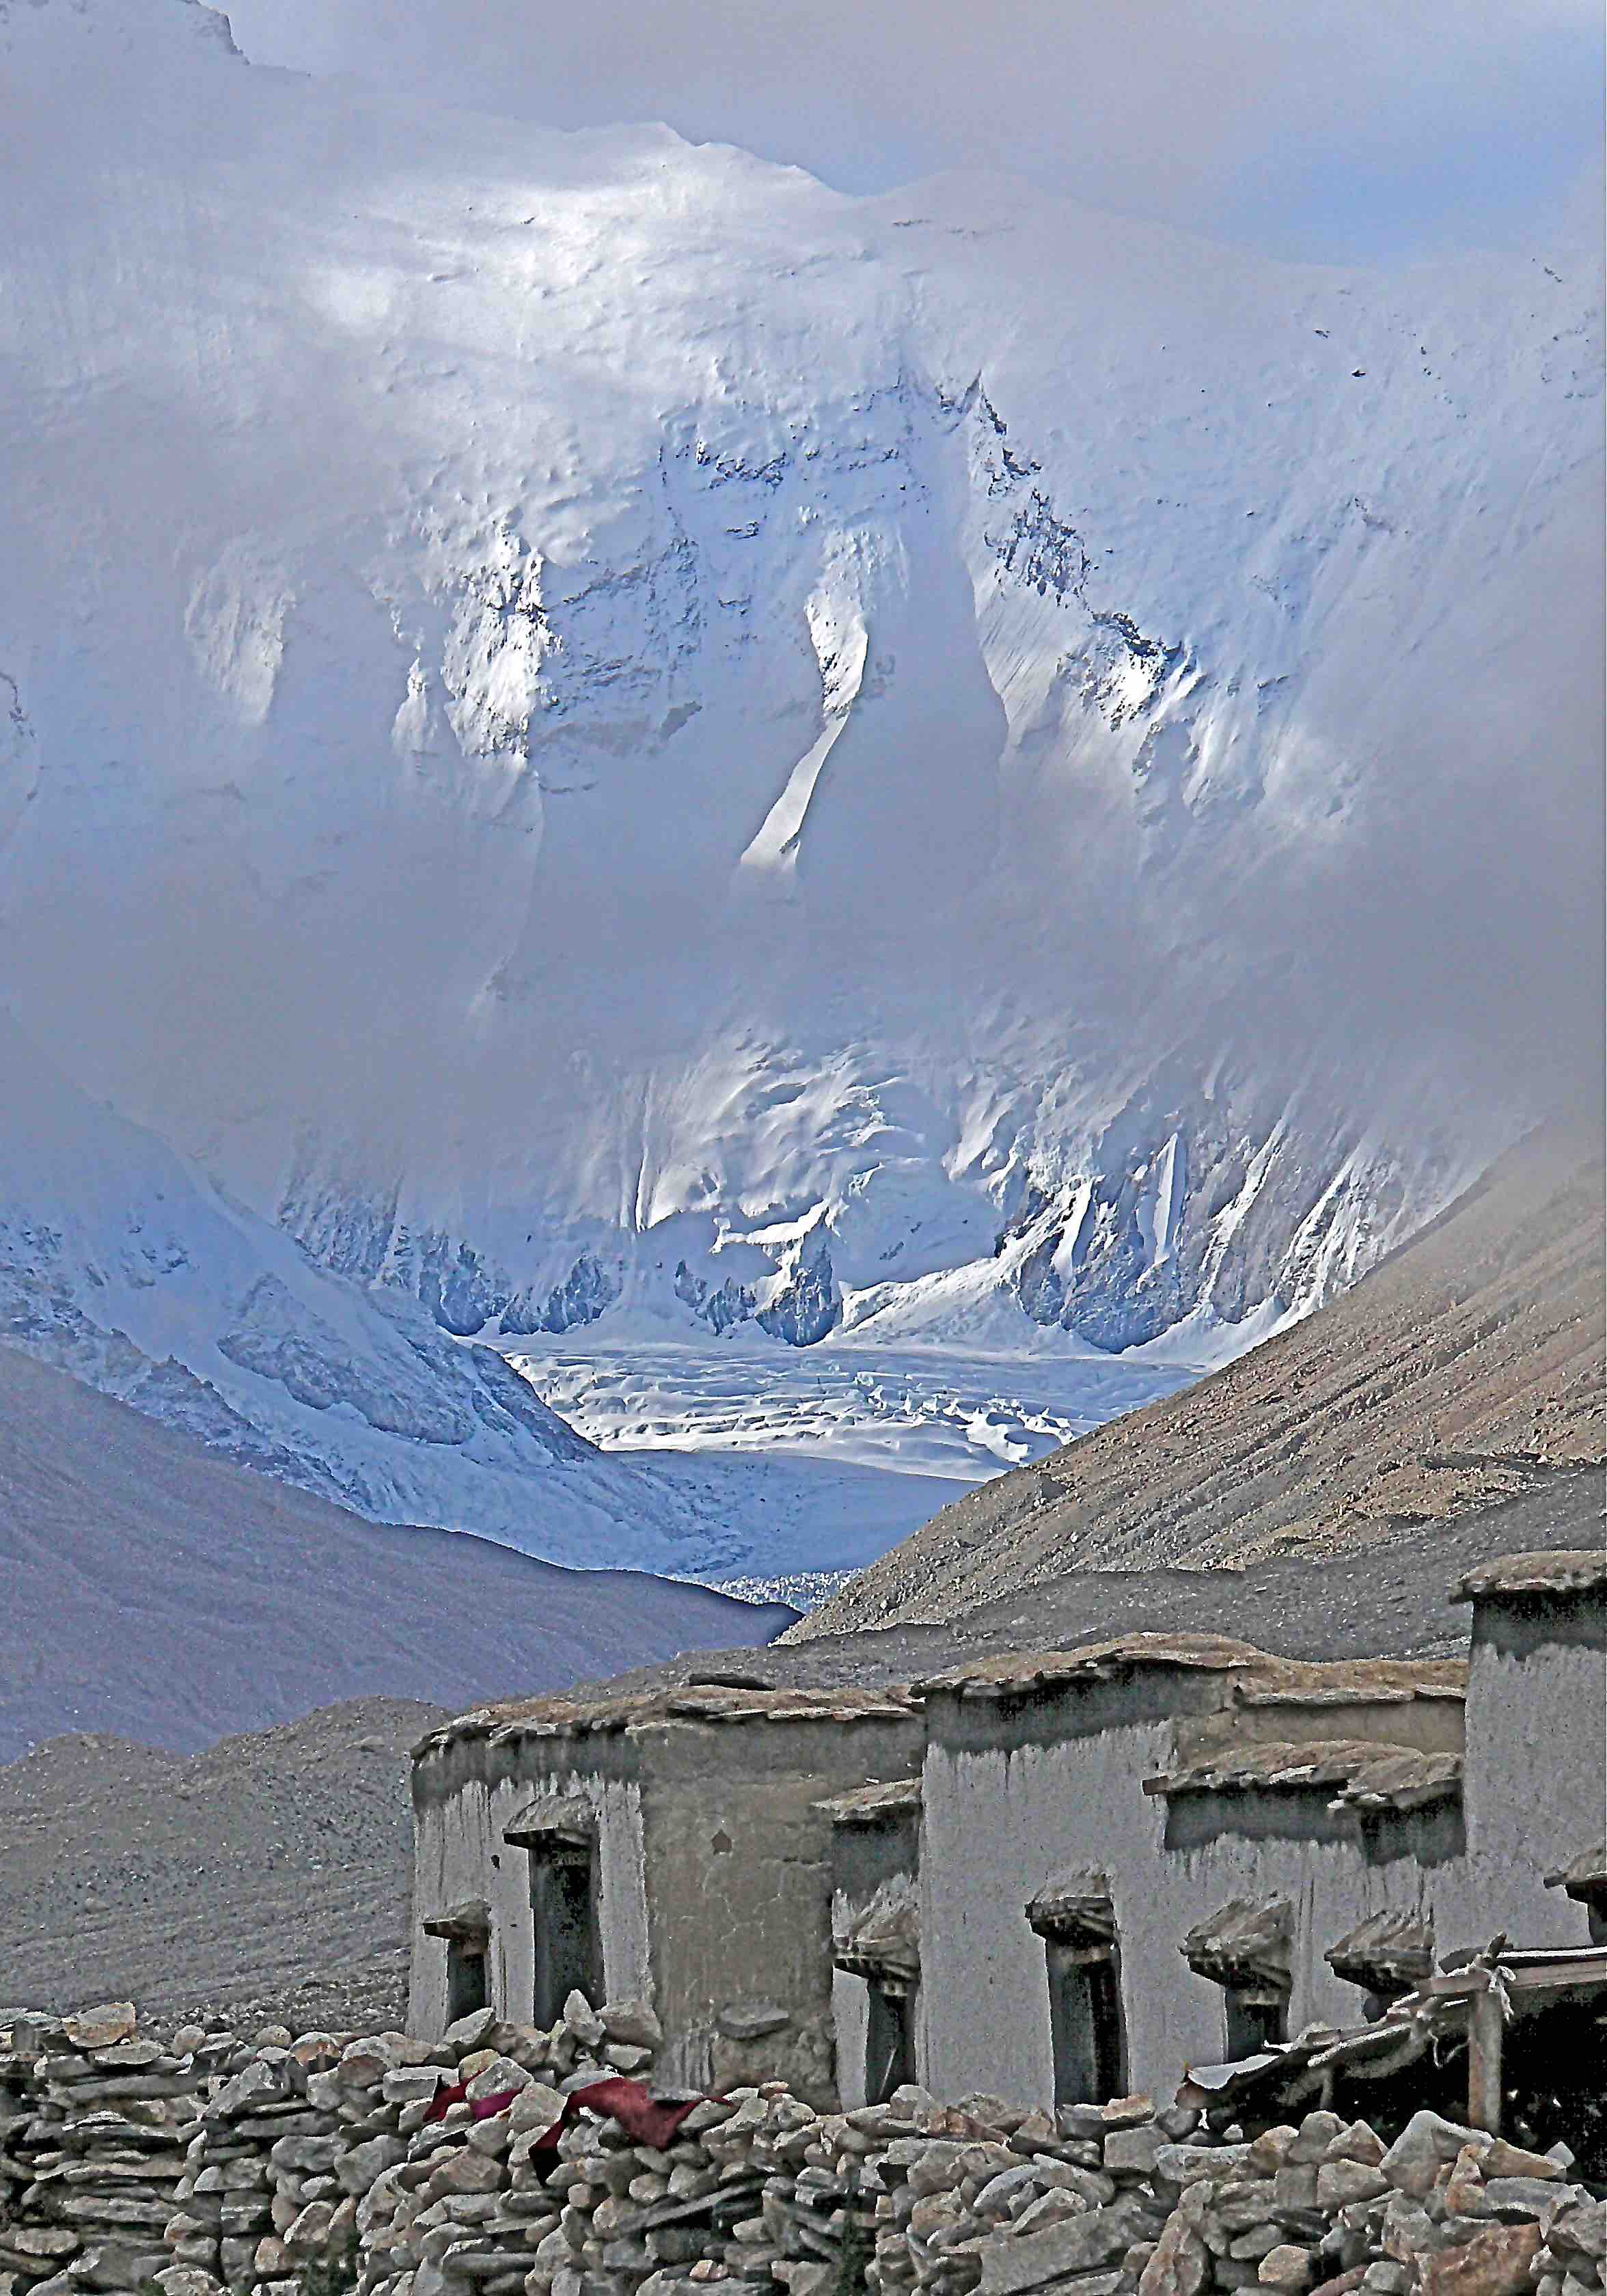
[632, 1712, 918, 2100]
[410, 1752, 650, 2038]
[409, 1689, 922, 2102]
[823, 1786, 922, 2112]
[916, 1650, 1470, 2110]
[1435, 1576, 1607, 1950]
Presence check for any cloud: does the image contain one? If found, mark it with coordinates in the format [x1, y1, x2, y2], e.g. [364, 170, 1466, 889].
[217, 0, 1602, 258]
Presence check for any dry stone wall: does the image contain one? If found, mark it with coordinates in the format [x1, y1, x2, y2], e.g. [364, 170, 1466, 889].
[1, 2002, 1601, 2296]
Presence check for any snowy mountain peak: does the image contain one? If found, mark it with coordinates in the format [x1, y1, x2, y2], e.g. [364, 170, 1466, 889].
[0, 0, 1599, 1561]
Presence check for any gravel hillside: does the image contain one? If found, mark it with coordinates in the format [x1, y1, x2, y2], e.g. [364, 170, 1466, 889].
[0, 1697, 439, 2029]
[793, 1123, 1605, 1638]
[0, 1342, 793, 1760]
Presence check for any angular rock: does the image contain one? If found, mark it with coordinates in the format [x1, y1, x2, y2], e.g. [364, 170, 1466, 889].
[1419, 2226, 1544, 2296]
[208, 2060, 284, 2120]
[62, 2004, 138, 2051]
[1157, 2147, 1254, 2191]
[1259, 2250, 1315, 2292]
[604, 2044, 655, 2075]
[270, 2133, 343, 2175]
[338, 2134, 408, 2194]
[467, 2058, 532, 2103]
[1317, 2165, 1392, 2211]
[284, 2201, 336, 2254]
[1106, 2126, 1167, 2178]
[562, 1994, 606, 2048]
[1014, 2189, 1092, 2237]
[153, 2271, 225, 2296]
[0, 2230, 81, 2263]
[508, 2083, 566, 2134]
[1380, 2117, 1485, 2202]
[444, 2008, 502, 2056]
[1287, 2119, 1347, 2168]
[1481, 2181, 1568, 2226]
[1479, 2144, 1561, 2183]
[979, 2204, 1136, 2293]
[429, 2148, 507, 2196]
[600, 2001, 663, 2049]
[1323, 2128, 1386, 2171]
[1547, 2203, 1606, 2265]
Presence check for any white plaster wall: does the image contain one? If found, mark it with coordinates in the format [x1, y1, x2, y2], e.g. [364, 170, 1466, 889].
[409, 1763, 650, 2036]
[832, 1961, 873, 2110]
[1437, 1633, 1607, 1950]
[920, 1720, 1455, 2107]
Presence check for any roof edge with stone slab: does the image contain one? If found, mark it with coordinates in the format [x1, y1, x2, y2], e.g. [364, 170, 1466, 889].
[414, 1681, 918, 1759]
[1143, 1738, 1464, 1812]
[1452, 1548, 1607, 1602]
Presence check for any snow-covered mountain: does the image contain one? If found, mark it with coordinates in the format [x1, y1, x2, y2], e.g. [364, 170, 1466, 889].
[0, 1008, 1050, 1573]
[0, 0, 1599, 1557]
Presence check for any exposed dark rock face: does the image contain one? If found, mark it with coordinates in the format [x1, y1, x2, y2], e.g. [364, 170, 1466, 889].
[516, 1250, 624, 1336]
[756, 1231, 842, 1347]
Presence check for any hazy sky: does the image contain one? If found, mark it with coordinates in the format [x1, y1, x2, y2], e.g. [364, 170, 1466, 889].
[216, 0, 1601, 262]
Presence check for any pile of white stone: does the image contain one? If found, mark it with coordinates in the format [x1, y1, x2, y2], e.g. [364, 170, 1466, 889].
[359, 2071, 1604, 2296]
[0, 2004, 215, 2296]
[1, 2000, 1602, 2296]
[175, 1993, 663, 2296]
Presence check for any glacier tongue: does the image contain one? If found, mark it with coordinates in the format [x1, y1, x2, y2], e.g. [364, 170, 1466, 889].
[0, 1008, 1092, 1576]
[0, 0, 1599, 1550]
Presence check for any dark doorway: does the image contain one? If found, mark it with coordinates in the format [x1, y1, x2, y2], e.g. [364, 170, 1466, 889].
[1047, 1944, 1127, 2106]
[446, 1937, 489, 2023]
[531, 1840, 601, 2027]
[866, 1982, 916, 2103]
[1225, 1989, 1287, 2059]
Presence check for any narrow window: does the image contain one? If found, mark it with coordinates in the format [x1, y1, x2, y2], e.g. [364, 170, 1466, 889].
[1224, 1989, 1286, 2058]
[446, 1936, 489, 2023]
[1047, 1942, 1128, 2106]
[865, 1981, 916, 2103]
[1181, 1896, 1294, 2064]
[424, 1902, 493, 2027]
[530, 1840, 601, 2026]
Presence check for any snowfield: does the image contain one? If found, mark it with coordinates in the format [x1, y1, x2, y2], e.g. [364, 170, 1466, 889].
[0, 0, 1598, 1574]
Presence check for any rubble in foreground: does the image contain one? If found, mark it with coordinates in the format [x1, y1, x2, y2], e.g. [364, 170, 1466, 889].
[0, 1997, 1602, 2296]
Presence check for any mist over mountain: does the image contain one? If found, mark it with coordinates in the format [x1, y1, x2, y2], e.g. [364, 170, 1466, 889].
[0, 0, 1599, 1561]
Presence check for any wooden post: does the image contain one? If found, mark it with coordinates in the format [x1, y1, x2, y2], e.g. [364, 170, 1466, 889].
[1468, 1982, 1504, 2135]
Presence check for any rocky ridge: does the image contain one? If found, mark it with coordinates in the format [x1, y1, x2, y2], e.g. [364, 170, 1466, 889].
[796, 1127, 1606, 1641]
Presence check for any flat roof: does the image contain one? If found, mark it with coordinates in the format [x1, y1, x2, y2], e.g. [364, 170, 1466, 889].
[814, 1777, 922, 1822]
[1144, 1738, 1462, 1814]
[913, 1631, 1270, 1699]
[415, 1680, 918, 1758]
[1452, 1548, 1607, 1602]
[916, 1635, 1466, 1706]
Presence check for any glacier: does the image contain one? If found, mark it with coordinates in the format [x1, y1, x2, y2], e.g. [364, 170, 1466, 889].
[0, 0, 1599, 1570]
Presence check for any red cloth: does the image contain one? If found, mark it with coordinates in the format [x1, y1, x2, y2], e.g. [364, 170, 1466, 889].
[551, 2077, 706, 2150]
[426, 2072, 706, 2150]
[424, 2079, 523, 2125]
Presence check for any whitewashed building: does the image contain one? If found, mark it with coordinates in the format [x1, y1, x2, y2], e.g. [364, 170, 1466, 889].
[409, 1680, 920, 2101]
[411, 1548, 1606, 2114]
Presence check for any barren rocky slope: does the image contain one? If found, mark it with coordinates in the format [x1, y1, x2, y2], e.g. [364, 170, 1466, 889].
[0, 1342, 792, 1759]
[0, 1698, 439, 2029]
[794, 1124, 1605, 1638]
